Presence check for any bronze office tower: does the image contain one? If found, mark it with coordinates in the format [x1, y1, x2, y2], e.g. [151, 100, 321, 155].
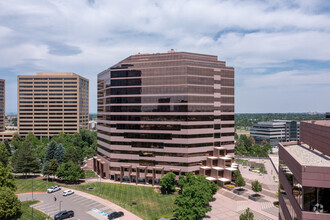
[95, 51, 235, 185]
[18, 73, 89, 138]
[0, 79, 4, 132]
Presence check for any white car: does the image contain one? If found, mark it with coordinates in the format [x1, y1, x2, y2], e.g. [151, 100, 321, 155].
[47, 185, 61, 193]
[63, 190, 74, 196]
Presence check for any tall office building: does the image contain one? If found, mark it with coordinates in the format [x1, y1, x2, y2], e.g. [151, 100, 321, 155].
[18, 73, 89, 138]
[250, 120, 300, 146]
[95, 51, 235, 185]
[326, 112, 330, 120]
[279, 120, 330, 220]
[0, 79, 4, 132]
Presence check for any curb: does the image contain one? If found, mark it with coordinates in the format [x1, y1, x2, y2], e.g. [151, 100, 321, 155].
[16, 192, 46, 195]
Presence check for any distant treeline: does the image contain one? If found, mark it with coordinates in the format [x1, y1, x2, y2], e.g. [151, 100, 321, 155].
[235, 113, 325, 129]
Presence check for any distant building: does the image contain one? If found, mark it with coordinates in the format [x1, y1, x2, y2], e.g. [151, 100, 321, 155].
[326, 112, 330, 120]
[89, 120, 97, 130]
[0, 79, 4, 132]
[94, 51, 236, 186]
[250, 120, 300, 146]
[0, 130, 16, 142]
[279, 120, 330, 220]
[17, 72, 89, 138]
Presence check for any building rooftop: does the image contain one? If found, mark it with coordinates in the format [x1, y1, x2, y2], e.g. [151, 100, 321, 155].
[303, 120, 330, 126]
[285, 144, 330, 167]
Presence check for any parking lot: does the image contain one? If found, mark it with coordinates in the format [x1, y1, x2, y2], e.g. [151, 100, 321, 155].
[18, 190, 118, 220]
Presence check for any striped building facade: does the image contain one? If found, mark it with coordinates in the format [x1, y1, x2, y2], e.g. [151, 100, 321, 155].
[95, 51, 235, 185]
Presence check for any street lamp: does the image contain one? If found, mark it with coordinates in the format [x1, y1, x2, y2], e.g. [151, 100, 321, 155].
[32, 178, 34, 220]
[46, 175, 48, 219]
[59, 201, 63, 212]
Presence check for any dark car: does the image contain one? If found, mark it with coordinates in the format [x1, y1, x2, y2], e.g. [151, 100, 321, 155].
[54, 210, 74, 220]
[108, 211, 124, 219]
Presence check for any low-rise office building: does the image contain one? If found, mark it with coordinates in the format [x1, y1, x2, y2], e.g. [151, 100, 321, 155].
[278, 120, 330, 220]
[94, 51, 236, 185]
[17, 72, 89, 138]
[250, 120, 300, 146]
[326, 112, 330, 120]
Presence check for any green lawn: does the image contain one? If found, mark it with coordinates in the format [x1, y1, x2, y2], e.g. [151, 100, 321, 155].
[15, 179, 57, 194]
[84, 170, 98, 178]
[15, 200, 51, 220]
[71, 182, 177, 220]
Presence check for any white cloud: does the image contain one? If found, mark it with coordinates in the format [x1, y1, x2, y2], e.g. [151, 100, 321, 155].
[0, 0, 329, 113]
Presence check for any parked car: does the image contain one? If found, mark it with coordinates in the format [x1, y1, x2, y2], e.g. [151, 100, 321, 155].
[47, 185, 61, 193]
[54, 210, 74, 220]
[63, 190, 74, 196]
[108, 211, 124, 219]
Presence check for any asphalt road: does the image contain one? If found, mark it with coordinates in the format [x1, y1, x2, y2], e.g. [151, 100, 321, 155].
[18, 190, 117, 220]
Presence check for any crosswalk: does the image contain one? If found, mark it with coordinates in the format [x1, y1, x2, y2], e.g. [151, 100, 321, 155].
[260, 202, 278, 217]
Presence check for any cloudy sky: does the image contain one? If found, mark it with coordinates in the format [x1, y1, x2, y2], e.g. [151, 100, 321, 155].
[0, 0, 330, 114]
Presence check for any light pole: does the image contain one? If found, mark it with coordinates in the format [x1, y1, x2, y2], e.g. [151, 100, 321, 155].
[32, 178, 34, 220]
[59, 201, 63, 212]
[46, 175, 48, 219]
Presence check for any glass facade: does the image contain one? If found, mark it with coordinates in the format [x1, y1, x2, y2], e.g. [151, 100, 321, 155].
[97, 51, 234, 175]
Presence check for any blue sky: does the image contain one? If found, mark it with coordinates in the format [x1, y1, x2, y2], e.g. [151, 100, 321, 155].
[0, 0, 330, 113]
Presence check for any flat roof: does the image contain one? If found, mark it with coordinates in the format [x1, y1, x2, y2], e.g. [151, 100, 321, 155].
[302, 120, 330, 127]
[285, 144, 330, 167]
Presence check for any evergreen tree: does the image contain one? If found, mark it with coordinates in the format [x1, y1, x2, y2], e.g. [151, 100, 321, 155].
[0, 164, 16, 191]
[0, 142, 9, 167]
[12, 141, 39, 176]
[45, 140, 57, 162]
[54, 143, 65, 165]
[0, 187, 21, 219]
[4, 139, 11, 155]
[42, 160, 50, 177]
[240, 208, 254, 220]
[48, 159, 59, 179]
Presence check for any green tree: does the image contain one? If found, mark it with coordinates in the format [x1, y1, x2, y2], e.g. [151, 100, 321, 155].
[48, 159, 59, 179]
[12, 141, 40, 176]
[240, 208, 254, 220]
[4, 139, 11, 155]
[0, 187, 21, 219]
[42, 161, 50, 177]
[0, 164, 16, 191]
[25, 132, 41, 149]
[251, 180, 262, 193]
[45, 140, 57, 162]
[174, 174, 218, 219]
[0, 142, 10, 167]
[54, 143, 65, 165]
[235, 176, 246, 187]
[63, 146, 84, 165]
[160, 172, 176, 194]
[56, 161, 85, 183]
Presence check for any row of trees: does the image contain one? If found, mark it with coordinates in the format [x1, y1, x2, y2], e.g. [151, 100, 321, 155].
[159, 172, 218, 219]
[235, 135, 272, 157]
[235, 113, 324, 129]
[0, 129, 95, 182]
[0, 143, 21, 219]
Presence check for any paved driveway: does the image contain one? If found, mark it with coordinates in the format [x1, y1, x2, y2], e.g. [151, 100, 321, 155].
[18, 189, 134, 220]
